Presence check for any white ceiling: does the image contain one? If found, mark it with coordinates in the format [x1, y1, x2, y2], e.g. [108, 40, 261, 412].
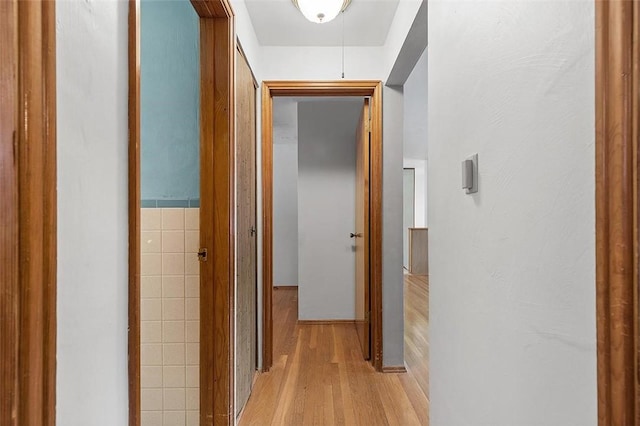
[245, 0, 400, 46]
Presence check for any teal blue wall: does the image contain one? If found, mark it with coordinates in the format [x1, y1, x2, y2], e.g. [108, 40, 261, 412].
[141, 0, 199, 203]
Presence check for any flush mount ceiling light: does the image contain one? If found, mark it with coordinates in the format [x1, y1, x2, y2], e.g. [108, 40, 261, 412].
[292, 0, 352, 24]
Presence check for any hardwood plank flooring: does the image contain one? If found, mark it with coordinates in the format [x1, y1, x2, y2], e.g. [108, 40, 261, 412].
[239, 287, 429, 425]
[404, 273, 429, 399]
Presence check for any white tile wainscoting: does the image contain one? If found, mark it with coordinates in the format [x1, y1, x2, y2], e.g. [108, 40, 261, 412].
[140, 208, 200, 426]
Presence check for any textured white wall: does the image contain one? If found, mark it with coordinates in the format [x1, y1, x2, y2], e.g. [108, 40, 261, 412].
[428, 1, 596, 425]
[56, 1, 129, 424]
[381, 86, 405, 366]
[273, 141, 299, 286]
[272, 99, 299, 286]
[230, 0, 261, 81]
[403, 48, 428, 161]
[297, 101, 361, 320]
[384, 0, 425, 77]
[260, 46, 386, 80]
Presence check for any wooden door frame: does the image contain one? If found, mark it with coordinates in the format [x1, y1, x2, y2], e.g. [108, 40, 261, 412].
[0, 0, 57, 424]
[128, 0, 236, 425]
[595, 0, 640, 423]
[261, 81, 384, 372]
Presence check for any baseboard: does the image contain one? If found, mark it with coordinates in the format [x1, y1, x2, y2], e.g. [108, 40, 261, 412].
[382, 365, 407, 373]
[297, 319, 355, 325]
[274, 285, 298, 290]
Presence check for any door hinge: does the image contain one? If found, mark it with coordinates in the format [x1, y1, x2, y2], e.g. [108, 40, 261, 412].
[197, 248, 208, 262]
[365, 118, 371, 134]
[365, 311, 370, 322]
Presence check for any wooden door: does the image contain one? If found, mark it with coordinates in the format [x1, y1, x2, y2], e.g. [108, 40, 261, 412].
[355, 98, 371, 360]
[235, 48, 258, 415]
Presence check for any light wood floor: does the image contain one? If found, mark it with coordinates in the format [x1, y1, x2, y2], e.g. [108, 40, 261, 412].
[238, 287, 429, 426]
[404, 273, 429, 398]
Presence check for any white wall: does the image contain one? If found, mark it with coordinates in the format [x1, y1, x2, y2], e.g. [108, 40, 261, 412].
[230, 0, 262, 81]
[381, 86, 405, 366]
[273, 144, 298, 285]
[297, 101, 361, 320]
[403, 48, 428, 162]
[273, 98, 299, 285]
[56, 1, 129, 424]
[260, 46, 386, 80]
[384, 0, 425, 78]
[428, 1, 596, 425]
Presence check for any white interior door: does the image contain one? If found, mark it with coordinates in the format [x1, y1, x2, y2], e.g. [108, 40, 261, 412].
[297, 100, 361, 320]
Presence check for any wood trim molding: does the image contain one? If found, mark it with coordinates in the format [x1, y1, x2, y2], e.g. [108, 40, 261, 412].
[127, 0, 141, 424]
[261, 84, 274, 372]
[197, 11, 236, 425]
[0, 4, 20, 421]
[42, 1, 57, 421]
[273, 285, 299, 290]
[595, 0, 640, 424]
[381, 366, 407, 374]
[261, 80, 384, 372]
[1, 1, 57, 424]
[128, 1, 236, 424]
[263, 80, 384, 97]
[191, 0, 234, 19]
[369, 81, 384, 372]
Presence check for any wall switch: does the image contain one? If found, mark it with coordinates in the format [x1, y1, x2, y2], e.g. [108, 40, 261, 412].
[462, 159, 473, 190]
[461, 154, 478, 194]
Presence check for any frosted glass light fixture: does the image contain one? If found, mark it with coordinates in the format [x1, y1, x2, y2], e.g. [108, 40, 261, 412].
[292, 0, 352, 24]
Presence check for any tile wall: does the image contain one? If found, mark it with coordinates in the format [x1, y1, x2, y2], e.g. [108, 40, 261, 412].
[140, 208, 200, 426]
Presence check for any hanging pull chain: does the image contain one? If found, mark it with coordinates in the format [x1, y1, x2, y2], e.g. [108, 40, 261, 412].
[341, 11, 345, 79]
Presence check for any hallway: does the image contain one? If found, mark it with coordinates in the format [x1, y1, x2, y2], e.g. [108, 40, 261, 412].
[238, 287, 429, 425]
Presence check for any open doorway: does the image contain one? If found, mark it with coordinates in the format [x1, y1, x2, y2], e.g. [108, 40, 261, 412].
[239, 80, 428, 424]
[402, 47, 429, 400]
[269, 96, 367, 358]
[259, 81, 385, 374]
[128, 0, 235, 423]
